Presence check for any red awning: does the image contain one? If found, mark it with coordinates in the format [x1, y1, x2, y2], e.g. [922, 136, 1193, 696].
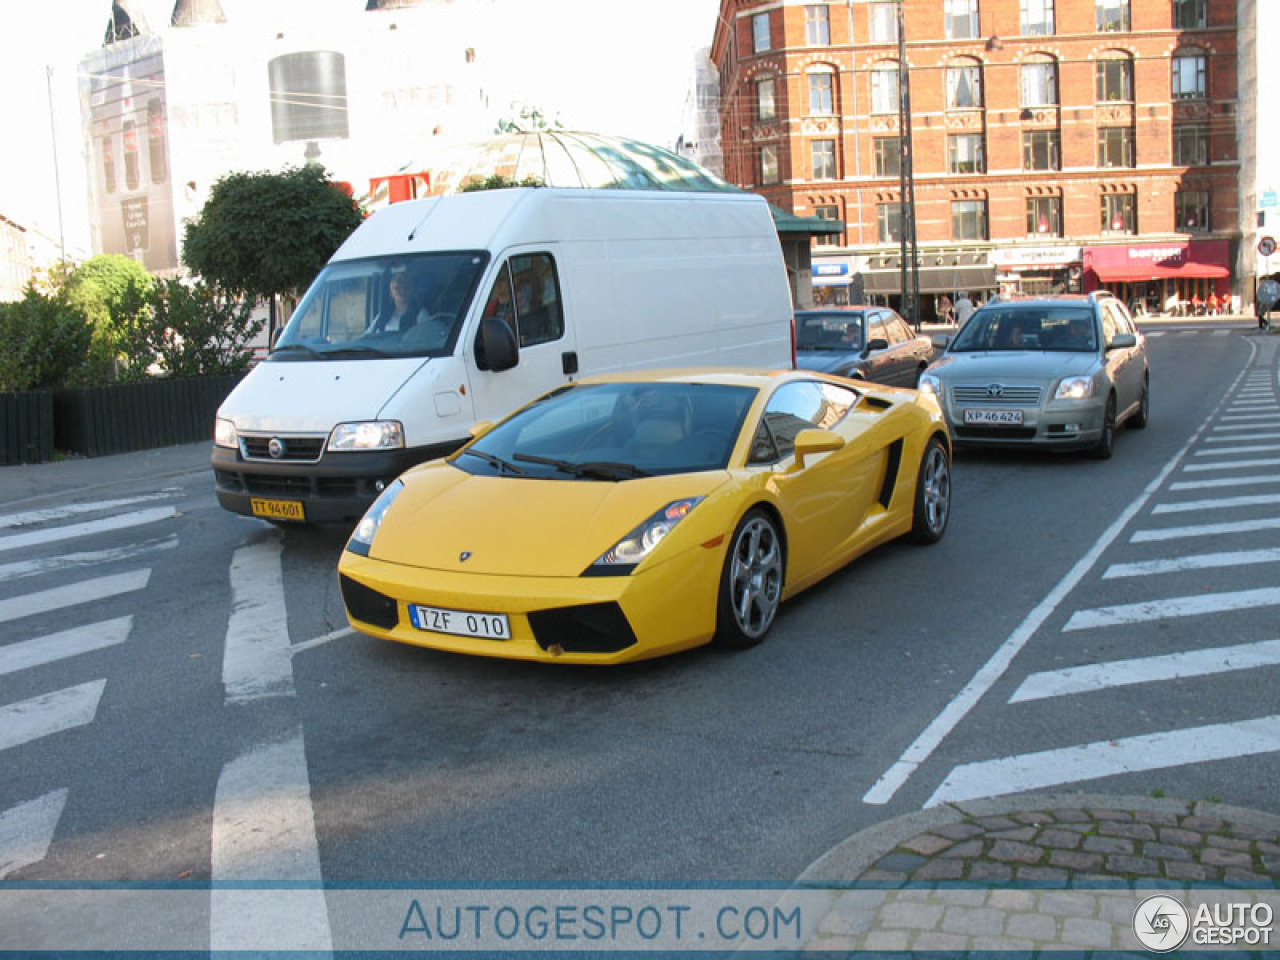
[1091, 261, 1229, 282]
[1085, 240, 1230, 282]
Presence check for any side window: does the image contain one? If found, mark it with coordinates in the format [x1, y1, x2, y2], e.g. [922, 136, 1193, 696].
[1100, 304, 1120, 345]
[477, 253, 566, 353]
[884, 313, 913, 344]
[748, 381, 857, 464]
[866, 312, 888, 346]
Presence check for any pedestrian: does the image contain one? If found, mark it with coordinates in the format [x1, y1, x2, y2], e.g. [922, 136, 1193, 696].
[938, 295, 954, 326]
[1207, 291, 1220, 316]
[954, 291, 975, 328]
[1191, 292, 1204, 315]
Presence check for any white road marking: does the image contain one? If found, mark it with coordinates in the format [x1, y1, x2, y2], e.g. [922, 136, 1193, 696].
[1065, 587, 1280, 631]
[1170, 474, 1280, 490]
[1152, 492, 1280, 513]
[222, 536, 293, 703]
[0, 681, 107, 752]
[1131, 516, 1280, 541]
[1220, 412, 1280, 421]
[1183, 456, 1280, 473]
[1010, 639, 1280, 702]
[0, 571, 150, 625]
[1193, 442, 1280, 456]
[0, 537, 178, 584]
[290, 626, 355, 655]
[0, 493, 176, 530]
[1104, 547, 1280, 579]
[927, 716, 1280, 807]
[210, 728, 331, 954]
[0, 618, 133, 677]
[1204, 432, 1280, 443]
[1211, 420, 1280, 431]
[0, 790, 68, 879]
[0, 508, 177, 552]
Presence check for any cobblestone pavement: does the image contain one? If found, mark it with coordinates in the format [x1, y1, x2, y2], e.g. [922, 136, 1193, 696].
[794, 794, 1280, 952]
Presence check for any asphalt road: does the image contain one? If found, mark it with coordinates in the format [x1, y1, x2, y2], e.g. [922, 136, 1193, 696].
[2, 321, 1277, 892]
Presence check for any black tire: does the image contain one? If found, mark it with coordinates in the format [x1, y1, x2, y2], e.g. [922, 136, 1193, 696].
[908, 435, 951, 544]
[713, 508, 784, 649]
[1088, 394, 1117, 460]
[1129, 375, 1149, 430]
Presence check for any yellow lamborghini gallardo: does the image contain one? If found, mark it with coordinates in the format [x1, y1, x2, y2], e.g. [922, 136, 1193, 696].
[338, 369, 951, 664]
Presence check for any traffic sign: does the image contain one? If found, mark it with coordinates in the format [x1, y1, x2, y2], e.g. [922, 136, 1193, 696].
[1259, 236, 1277, 257]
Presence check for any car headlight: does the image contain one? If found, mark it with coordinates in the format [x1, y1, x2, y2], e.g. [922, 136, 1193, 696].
[1054, 376, 1095, 400]
[918, 374, 943, 399]
[214, 418, 238, 449]
[328, 420, 405, 451]
[590, 497, 705, 572]
[346, 480, 405, 556]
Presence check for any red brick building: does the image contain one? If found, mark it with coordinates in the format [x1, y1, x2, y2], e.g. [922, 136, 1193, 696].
[711, 0, 1240, 318]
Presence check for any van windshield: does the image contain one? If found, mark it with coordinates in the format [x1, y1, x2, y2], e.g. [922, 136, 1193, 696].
[271, 252, 489, 360]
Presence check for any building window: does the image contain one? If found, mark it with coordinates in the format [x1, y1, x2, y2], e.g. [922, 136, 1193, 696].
[1173, 0, 1206, 29]
[1096, 0, 1129, 32]
[1023, 129, 1061, 170]
[1102, 193, 1137, 233]
[760, 144, 779, 184]
[756, 76, 777, 121]
[1176, 190, 1209, 231]
[1026, 196, 1062, 236]
[753, 13, 771, 53]
[1172, 52, 1207, 99]
[806, 5, 831, 45]
[1021, 57, 1058, 106]
[1096, 53, 1133, 102]
[946, 60, 983, 109]
[874, 136, 901, 177]
[868, 2, 899, 43]
[1097, 126, 1135, 167]
[1020, 0, 1054, 35]
[952, 200, 988, 240]
[808, 71, 835, 114]
[949, 134, 986, 174]
[877, 203, 903, 243]
[813, 204, 841, 246]
[1173, 123, 1209, 165]
[811, 139, 837, 180]
[871, 63, 900, 114]
[946, 0, 979, 40]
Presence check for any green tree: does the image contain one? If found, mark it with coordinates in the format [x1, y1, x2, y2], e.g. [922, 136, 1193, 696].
[181, 166, 365, 340]
[0, 290, 91, 392]
[132, 279, 262, 379]
[62, 254, 154, 383]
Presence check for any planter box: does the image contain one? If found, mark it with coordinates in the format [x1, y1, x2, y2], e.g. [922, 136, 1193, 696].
[0, 390, 54, 465]
[52, 373, 243, 459]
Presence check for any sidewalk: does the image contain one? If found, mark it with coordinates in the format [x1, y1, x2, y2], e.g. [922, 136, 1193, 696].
[794, 793, 1280, 951]
[0, 440, 212, 509]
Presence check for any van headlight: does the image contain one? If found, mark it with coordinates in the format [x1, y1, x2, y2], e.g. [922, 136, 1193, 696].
[1054, 376, 1095, 400]
[328, 420, 405, 451]
[346, 480, 405, 556]
[214, 418, 238, 448]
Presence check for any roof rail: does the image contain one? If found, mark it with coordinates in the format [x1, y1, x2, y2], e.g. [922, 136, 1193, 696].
[1088, 289, 1118, 301]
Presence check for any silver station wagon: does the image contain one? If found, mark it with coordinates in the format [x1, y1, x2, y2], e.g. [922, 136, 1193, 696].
[919, 292, 1149, 459]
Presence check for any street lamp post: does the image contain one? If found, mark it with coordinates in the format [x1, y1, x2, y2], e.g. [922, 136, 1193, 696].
[895, 0, 919, 328]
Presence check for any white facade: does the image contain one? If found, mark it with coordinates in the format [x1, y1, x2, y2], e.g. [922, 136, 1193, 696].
[1240, 0, 1280, 286]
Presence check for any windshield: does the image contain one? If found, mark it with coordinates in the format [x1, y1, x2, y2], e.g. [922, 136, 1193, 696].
[796, 312, 864, 351]
[454, 382, 758, 480]
[272, 251, 489, 360]
[950, 305, 1098, 353]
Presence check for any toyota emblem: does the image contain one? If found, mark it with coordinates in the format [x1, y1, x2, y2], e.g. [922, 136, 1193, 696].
[268, 437, 286, 459]
[986, 384, 1006, 398]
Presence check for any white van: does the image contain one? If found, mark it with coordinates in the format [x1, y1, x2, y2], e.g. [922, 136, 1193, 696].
[211, 187, 794, 524]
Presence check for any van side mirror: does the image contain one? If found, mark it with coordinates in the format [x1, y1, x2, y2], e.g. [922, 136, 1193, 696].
[477, 316, 518, 372]
[788, 428, 844, 472]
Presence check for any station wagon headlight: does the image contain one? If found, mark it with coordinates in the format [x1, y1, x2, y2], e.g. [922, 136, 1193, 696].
[591, 497, 705, 572]
[1054, 376, 1095, 400]
[329, 420, 405, 451]
[346, 480, 404, 556]
[214, 418, 238, 448]
[918, 374, 943, 398]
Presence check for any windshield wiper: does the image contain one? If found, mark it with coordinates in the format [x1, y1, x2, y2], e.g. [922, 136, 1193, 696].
[512, 452, 652, 480]
[458, 448, 527, 476]
[271, 343, 324, 360]
[321, 345, 397, 359]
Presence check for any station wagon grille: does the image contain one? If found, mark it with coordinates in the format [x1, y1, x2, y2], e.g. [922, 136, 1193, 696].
[952, 385, 1043, 406]
[240, 434, 327, 463]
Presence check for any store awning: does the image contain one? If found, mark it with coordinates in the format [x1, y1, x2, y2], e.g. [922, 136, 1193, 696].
[1090, 261, 1229, 282]
[1085, 240, 1230, 283]
[860, 265, 996, 295]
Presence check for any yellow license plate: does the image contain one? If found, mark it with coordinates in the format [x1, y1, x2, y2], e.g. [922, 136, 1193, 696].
[249, 497, 306, 521]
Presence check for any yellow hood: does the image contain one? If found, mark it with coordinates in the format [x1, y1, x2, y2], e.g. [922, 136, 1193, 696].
[371, 462, 729, 576]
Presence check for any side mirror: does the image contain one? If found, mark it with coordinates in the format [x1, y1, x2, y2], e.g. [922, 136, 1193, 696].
[864, 337, 889, 356]
[1108, 332, 1137, 351]
[468, 420, 495, 439]
[931, 333, 951, 350]
[477, 316, 518, 372]
[788, 428, 845, 471]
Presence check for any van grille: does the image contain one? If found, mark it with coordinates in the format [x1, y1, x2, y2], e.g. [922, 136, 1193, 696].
[240, 434, 327, 462]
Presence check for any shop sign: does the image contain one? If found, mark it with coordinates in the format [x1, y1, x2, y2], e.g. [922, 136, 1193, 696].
[990, 245, 1081, 268]
[812, 262, 849, 277]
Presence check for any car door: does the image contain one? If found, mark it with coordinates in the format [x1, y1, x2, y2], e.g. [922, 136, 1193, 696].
[1100, 302, 1141, 415]
[882, 310, 923, 386]
[861, 311, 897, 385]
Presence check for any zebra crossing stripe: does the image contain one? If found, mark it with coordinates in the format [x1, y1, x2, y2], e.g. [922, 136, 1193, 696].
[0, 537, 177, 584]
[223, 536, 293, 703]
[0, 494, 176, 530]
[1193, 442, 1280, 456]
[1170, 474, 1280, 490]
[1104, 546, 1280, 579]
[926, 715, 1280, 807]
[0, 571, 150, 625]
[1182, 456, 1280, 473]
[0, 508, 177, 552]
[0, 790, 68, 879]
[1132, 516, 1280, 541]
[0, 680, 106, 753]
[0, 618, 132, 677]
[1152, 492, 1280, 514]
[1010, 638, 1280, 702]
[1065, 586, 1280, 631]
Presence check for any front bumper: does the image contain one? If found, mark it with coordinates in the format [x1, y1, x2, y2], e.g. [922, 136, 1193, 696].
[212, 439, 465, 525]
[337, 544, 723, 665]
[945, 397, 1106, 449]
